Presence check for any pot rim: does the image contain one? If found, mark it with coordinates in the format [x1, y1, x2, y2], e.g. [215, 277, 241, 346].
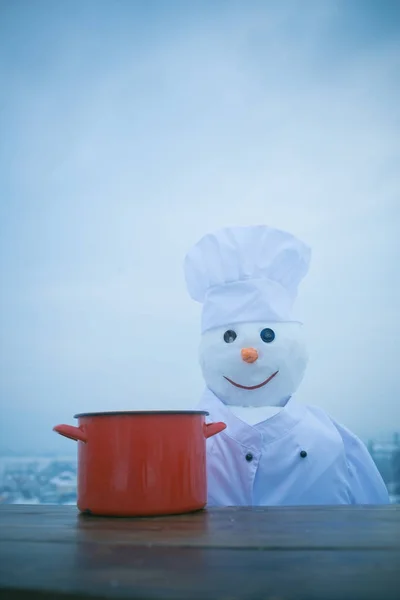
[73, 410, 210, 418]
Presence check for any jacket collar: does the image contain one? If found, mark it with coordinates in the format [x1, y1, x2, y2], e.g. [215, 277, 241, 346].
[200, 387, 306, 447]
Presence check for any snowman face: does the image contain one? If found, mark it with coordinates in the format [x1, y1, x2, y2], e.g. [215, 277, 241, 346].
[199, 321, 308, 407]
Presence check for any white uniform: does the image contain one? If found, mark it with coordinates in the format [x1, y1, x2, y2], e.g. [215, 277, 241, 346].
[198, 388, 390, 506]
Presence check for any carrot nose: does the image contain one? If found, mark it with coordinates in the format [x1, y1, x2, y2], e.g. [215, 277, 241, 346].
[241, 347, 258, 363]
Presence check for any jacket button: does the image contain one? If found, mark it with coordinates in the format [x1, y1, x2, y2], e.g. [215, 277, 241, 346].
[245, 453, 253, 462]
[300, 450, 307, 458]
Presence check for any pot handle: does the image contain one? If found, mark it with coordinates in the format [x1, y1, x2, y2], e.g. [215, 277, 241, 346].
[204, 421, 226, 439]
[53, 424, 87, 443]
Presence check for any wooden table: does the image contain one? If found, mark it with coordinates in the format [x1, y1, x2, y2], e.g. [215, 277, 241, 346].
[0, 505, 399, 600]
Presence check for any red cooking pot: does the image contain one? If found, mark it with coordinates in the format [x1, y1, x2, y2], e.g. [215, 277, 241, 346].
[53, 411, 226, 517]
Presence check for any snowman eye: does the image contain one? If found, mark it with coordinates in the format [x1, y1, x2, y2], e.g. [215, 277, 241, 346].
[260, 328, 275, 343]
[223, 330, 237, 343]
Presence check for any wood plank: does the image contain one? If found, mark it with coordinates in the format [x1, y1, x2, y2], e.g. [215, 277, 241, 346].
[1, 506, 399, 550]
[1, 506, 399, 599]
[0, 541, 400, 600]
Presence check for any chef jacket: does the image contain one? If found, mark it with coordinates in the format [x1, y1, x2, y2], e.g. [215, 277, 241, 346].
[197, 388, 390, 506]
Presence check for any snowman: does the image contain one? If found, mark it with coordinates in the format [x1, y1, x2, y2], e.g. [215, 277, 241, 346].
[184, 225, 389, 506]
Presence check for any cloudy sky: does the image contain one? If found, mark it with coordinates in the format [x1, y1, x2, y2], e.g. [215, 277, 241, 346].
[0, 0, 399, 454]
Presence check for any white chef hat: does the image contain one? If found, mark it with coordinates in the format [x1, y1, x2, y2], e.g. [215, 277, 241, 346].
[184, 225, 311, 333]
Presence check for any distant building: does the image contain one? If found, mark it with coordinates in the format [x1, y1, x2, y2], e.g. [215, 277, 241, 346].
[0, 457, 77, 506]
[393, 447, 400, 495]
[368, 433, 400, 502]
[49, 471, 76, 495]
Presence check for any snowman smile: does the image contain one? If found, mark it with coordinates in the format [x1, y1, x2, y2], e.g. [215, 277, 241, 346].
[223, 370, 279, 390]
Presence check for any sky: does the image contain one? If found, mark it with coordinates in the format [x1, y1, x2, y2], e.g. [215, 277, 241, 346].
[0, 0, 399, 454]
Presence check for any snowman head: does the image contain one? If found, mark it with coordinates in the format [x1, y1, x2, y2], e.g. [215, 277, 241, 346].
[184, 225, 311, 407]
[199, 320, 308, 407]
